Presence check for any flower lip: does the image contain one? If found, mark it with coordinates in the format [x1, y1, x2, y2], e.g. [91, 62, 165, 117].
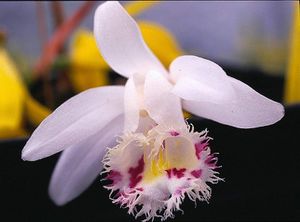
[102, 123, 222, 221]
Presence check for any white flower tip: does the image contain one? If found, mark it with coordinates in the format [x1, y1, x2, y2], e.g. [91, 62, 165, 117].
[48, 177, 73, 206]
[21, 146, 35, 161]
[94, 1, 122, 40]
[252, 100, 285, 128]
[94, 1, 121, 18]
[272, 102, 285, 123]
[94, 1, 126, 40]
[48, 187, 69, 206]
[21, 143, 45, 161]
[236, 101, 285, 129]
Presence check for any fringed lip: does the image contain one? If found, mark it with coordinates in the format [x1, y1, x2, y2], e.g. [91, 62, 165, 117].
[102, 123, 222, 221]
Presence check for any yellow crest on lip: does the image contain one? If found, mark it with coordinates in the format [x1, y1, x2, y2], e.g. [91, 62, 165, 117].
[143, 150, 167, 182]
[143, 135, 199, 183]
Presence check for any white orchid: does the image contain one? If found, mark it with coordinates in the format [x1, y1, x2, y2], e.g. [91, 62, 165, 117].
[22, 1, 284, 221]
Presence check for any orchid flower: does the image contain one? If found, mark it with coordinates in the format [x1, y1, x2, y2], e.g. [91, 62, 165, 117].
[22, 1, 284, 221]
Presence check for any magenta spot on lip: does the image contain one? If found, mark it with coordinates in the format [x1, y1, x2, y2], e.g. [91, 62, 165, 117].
[195, 140, 208, 159]
[106, 170, 122, 185]
[128, 157, 145, 188]
[191, 169, 202, 178]
[166, 169, 172, 178]
[174, 168, 186, 178]
[170, 131, 180, 136]
[166, 168, 186, 179]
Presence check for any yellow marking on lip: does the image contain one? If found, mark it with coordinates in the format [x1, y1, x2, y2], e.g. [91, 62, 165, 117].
[142, 137, 198, 183]
[143, 148, 168, 183]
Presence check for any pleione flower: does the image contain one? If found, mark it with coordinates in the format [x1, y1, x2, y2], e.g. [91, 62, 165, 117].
[21, 1, 284, 221]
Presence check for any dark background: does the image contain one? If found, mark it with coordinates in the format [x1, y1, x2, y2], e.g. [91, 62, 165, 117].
[1, 69, 299, 221]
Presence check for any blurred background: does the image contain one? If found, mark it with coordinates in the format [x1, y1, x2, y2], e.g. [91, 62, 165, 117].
[0, 1, 295, 71]
[0, 1, 299, 221]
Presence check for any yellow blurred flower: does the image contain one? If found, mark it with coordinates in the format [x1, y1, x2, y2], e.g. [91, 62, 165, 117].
[284, 3, 300, 104]
[0, 47, 25, 137]
[69, 30, 109, 92]
[139, 21, 183, 68]
[124, 1, 158, 17]
[0, 46, 51, 139]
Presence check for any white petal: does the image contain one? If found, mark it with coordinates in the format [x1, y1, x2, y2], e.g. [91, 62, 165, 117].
[144, 71, 185, 127]
[124, 77, 140, 132]
[49, 115, 123, 206]
[172, 77, 227, 104]
[94, 1, 167, 78]
[22, 86, 124, 161]
[169, 55, 284, 128]
[183, 77, 284, 128]
[170, 55, 235, 103]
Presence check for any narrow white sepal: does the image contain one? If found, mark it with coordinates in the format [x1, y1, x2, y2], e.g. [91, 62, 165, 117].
[169, 55, 284, 128]
[49, 115, 124, 206]
[22, 86, 124, 161]
[94, 1, 167, 78]
[183, 77, 284, 128]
